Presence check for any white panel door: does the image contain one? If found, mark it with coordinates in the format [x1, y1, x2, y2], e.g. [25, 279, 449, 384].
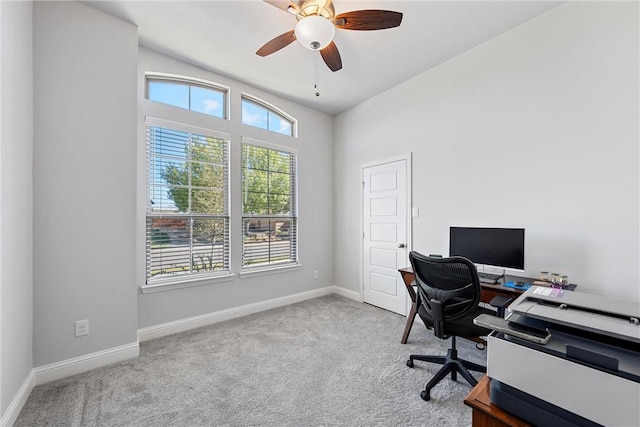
[362, 159, 408, 315]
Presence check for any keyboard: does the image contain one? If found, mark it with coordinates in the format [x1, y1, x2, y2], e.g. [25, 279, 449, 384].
[478, 271, 502, 284]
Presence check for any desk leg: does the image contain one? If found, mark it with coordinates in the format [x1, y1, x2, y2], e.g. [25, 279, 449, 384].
[401, 301, 418, 344]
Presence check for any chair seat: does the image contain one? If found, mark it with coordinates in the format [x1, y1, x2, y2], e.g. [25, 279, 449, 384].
[418, 304, 493, 338]
[407, 253, 496, 401]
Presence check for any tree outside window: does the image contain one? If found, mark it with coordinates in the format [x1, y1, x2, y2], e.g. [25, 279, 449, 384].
[241, 143, 297, 268]
[146, 124, 229, 282]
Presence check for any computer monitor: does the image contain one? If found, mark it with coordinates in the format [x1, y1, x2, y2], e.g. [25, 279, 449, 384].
[449, 227, 525, 271]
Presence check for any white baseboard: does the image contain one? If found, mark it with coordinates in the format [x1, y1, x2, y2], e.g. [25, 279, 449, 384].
[332, 285, 361, 302]
[1, 370, 34, 427]
[138, 286, 342, 342]
[33, 342, 139, 386]
[2, 287, 362, 425]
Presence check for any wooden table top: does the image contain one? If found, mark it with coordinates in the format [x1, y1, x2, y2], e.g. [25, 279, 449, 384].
[464, 375, 532, 427]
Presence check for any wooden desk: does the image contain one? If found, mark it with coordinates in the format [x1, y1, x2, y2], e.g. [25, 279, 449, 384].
[397, 267, 576, 344]
[464, 375, 532, 427]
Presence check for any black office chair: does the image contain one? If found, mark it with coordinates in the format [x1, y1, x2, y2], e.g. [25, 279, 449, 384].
[406, 252, 493, 401]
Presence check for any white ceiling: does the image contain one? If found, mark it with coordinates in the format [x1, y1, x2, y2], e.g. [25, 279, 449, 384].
[83, 0, 563, 116]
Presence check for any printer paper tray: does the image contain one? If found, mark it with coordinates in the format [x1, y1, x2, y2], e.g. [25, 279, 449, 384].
[487, 333, 640, 427]
[474, 313, 551, 344]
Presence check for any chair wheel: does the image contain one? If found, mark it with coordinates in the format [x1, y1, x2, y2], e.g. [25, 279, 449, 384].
[406, 359, 414, 368]
[420, 390, 431, 401]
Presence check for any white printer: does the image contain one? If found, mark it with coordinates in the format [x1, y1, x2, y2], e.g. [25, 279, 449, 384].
[477, 286, 640, 427]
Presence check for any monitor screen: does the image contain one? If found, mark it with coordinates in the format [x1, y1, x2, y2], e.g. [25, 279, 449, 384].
[449, 227, 525, 271]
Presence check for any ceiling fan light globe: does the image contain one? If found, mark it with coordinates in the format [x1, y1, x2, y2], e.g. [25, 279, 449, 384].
[294, 15, 335, 50]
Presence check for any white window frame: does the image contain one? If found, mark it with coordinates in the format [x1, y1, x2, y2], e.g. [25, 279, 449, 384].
[240, 137, 299, 275]
[143, 117, 233, 292]
[145, 72, 230, 120]
[241, 93, 297, 137]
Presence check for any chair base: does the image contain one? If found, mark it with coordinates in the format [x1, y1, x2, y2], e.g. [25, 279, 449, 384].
[406, 347, 486, 401]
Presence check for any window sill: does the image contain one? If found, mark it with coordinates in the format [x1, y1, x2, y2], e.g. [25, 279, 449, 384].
[239, 263, 302, 279]
[141, 273, 235, 294]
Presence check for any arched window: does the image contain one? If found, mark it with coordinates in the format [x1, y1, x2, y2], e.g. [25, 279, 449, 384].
[241, 95, 296, 137]
[146, 74, 228, 119]
[141, 73, 300, 292]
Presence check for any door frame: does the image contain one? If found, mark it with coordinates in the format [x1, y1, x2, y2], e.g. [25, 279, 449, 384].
[360, 153, 413, 312]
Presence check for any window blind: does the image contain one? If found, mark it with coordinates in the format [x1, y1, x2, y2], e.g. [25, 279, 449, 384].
[146, 120, 230, 284]
[241, 140, 298, 269]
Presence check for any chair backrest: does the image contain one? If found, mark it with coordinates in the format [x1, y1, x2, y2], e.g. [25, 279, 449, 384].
[409, 252, 482, 337]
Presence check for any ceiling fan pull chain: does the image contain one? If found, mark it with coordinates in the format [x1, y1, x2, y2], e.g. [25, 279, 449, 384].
[314, 52, 320, 97]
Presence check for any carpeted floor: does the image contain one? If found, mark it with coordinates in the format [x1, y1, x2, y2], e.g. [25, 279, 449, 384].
[15, 294, 486, 426]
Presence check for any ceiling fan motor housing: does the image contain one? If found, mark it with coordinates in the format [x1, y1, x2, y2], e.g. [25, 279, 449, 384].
[297, 1, 336, 20]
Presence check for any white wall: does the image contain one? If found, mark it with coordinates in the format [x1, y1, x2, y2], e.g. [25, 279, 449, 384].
[1, 0, 33, 419]
[29, 0, 334, 366]
[137, 48, 335, 328]
[334, 2, 639, 301]
[4, 1, 636, 418]
[1, 0, 333, 417]
[0, 0, 636, 421]
[33, 2, 138, 367]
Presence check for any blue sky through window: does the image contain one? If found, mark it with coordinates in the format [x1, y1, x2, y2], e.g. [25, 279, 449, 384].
[190, 86, 223, 117]
[148, 81, 188, 110]
[147, 78, 293, 136]
[241, 98, 293, 136]
[148, 80, 224, 118]
[241, 99, 268, 130]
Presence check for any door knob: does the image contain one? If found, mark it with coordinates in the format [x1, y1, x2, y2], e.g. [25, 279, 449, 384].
[398, 243, 406, 248]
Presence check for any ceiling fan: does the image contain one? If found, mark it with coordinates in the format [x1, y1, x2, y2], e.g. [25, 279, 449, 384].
[256, 0, 403, 72]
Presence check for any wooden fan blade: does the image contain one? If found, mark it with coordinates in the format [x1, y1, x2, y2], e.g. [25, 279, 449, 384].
[334, 10, 403, 31]
[320, 41, 342, 72]
[256, 30, 296, 57]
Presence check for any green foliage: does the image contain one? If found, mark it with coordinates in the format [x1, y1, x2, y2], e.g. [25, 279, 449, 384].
[153, 139, 296, 277]
[161, 136, 293, 217]
[157, 136, 227, 275]
[161, 135, 226, 214]
[241, 145, 293, 215]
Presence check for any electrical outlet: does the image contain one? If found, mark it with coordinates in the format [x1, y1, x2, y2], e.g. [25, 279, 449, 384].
[313, 270, 319, 280]
[75, 319, 89, 337]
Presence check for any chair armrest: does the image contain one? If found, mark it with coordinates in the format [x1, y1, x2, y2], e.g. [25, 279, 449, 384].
[489, 295, 513, 318]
